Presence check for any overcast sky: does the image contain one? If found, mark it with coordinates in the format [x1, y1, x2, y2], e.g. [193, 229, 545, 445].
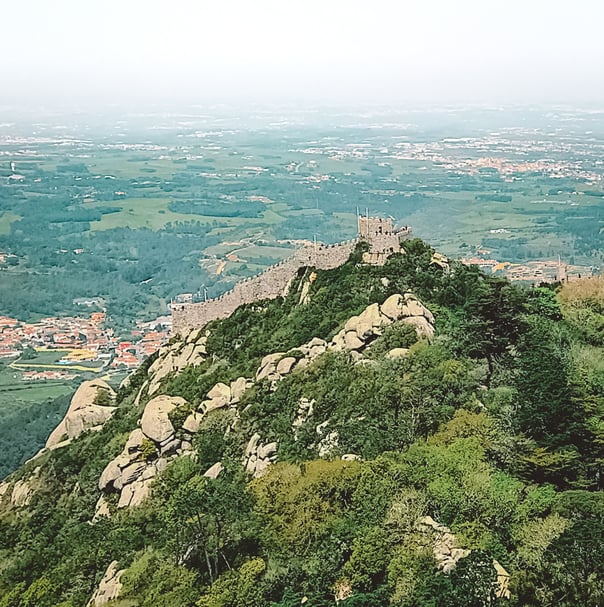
[2, 0, 603, 108]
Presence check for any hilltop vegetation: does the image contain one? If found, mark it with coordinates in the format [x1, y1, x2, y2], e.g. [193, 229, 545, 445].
[0, 239, 602, 607]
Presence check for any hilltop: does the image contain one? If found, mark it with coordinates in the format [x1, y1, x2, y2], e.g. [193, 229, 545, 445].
[0, 237, 602, 607]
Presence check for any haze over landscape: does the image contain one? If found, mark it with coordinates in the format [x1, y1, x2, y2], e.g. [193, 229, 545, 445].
[2, 0, 604, 106]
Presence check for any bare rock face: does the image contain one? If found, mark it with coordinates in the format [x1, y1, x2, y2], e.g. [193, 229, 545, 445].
[380, 294, 406, 320]
[114, 462, 146, 490]
[118, 478, 153, 508]
[183, 411, 204, 434]
[87, 560, 124, 606]
[293, 397, 315, 430]
[244, 434, 278, 478]
[230, 377, 250, 403]
[203, 462, 224, 479]
[97, 395, 193, 510]
[256, 353, 285, 382]
[387, 347, 410, 359]
[344, 331, 364, 350]
[0, 482, 9, 503]
[203, 382, 231, 412]
[140, 395, 185, 443]
[401, 315, 435, 339]
[93, 495, 111, 521]
[46, 380, 116, 448]
[147, 334, 207, 395]
[276, 356, 296, 375]
[98, 457, 126, 491]
[11, 479, 33, 508]
[125, 428, 145, 453]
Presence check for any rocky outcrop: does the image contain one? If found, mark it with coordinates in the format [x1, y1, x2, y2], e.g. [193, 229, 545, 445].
[244, 433, 277, 478]
[202, 382, 232, 412]
[316, 421, 339, 457]
[87, 560, 124, 606]
[140, 395, 184, 444]
[387, 347, 410, 359]
[493, 559, 511, 600]
[98, 395, 193, 509]
[330, 293, 434, 353]
[417, 515, 470, 574]
[147, 332, 208, 395]
[0, 467, 41, 509]
[293, 397, 315, 431]
[10, 479, 34, 508]
[203, 462, 224, 479]
[95, 293, 435, 509]
[46, 380, 116, 449]
[417, 516, 510, 599]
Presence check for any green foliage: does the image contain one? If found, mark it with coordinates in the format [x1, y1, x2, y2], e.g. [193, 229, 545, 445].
[121, 549, 200, 607]
[140, 438, 157, 462]
[343, 527, 390, 591]
[168, 400, 195, 431]
[93, 388, 113, 407]
[196, 558, 267, 607]
[365, 323, 417, 358]
[1, 236, 603, 607]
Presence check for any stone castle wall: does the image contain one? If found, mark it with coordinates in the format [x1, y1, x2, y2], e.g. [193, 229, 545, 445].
[172, 240, 356, 334]
[358, 216, 404, 265]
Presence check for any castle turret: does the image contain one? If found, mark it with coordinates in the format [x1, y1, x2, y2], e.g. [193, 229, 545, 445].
[357, 216, 408, 265]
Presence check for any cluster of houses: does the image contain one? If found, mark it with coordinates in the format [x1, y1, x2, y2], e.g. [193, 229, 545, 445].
[0, 312, 171, 380]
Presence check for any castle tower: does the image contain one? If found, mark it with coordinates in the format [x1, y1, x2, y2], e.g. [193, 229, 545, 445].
[357, 215, 407, 265]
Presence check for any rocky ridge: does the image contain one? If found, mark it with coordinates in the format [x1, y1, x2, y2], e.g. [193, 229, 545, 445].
[93, 293, 435, 515]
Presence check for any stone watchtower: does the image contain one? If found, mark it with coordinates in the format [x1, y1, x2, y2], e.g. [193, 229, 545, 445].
[357, 215, 408, 265]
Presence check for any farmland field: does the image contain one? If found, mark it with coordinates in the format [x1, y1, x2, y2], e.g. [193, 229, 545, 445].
[0, 105, 602, 331]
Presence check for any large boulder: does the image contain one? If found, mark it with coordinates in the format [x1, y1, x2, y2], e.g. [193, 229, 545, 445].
[46, 380, 116, 448]
[114, 461, 146, 490]
[230, 377, 249, 403]
[276, 356, 296, 375]
[183, 412, 204, 434]
[401, 315, 435, 339]
[203, 382, 231, 411]
[380, 294, 406, 321]
[118, 478, 153, 508]
[140, 395, 186, 444]
[203, 462, 224, 479]
[98, 457, 125, 491]
[87, 561, 124, 606]
[345, 303, 387, 339]
[256, 353, 284, 381]
[344, 331, 365, 350]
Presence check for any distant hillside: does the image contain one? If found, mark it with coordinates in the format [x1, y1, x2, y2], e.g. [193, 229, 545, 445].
[0, 239, 602, 607]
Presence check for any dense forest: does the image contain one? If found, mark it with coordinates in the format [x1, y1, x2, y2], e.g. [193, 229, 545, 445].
[0, 239, 603, 606]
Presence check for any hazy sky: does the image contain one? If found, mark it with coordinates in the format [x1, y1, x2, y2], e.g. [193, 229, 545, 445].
[2, 0, 603, 107]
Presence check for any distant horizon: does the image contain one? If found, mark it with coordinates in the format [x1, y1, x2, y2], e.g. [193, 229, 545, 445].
[2, 0, 603, 109]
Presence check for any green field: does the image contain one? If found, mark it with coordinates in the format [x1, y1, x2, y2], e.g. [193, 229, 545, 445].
[0, 212, 21, 236]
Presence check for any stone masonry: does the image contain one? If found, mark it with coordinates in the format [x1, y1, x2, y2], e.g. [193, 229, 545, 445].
[172, 218, 410, 334]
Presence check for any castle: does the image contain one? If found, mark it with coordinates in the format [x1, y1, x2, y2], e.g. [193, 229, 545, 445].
[171, 217, 410, 334]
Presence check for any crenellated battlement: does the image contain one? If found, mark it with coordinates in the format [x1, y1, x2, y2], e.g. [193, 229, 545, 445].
[358, 216, 406, 265]
[171, 218, 410, 334]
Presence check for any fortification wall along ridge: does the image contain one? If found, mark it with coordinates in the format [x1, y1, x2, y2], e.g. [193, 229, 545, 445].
[172, 240, 356, 334]
[172, 217, 410, 334]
